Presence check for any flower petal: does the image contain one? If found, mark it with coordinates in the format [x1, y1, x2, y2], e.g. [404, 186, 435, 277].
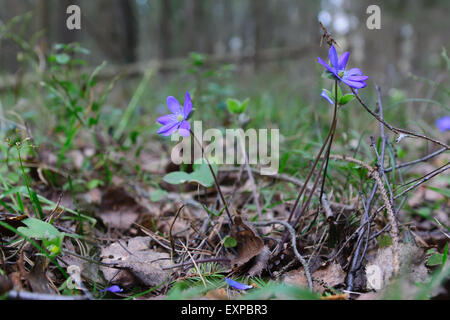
[342, 78, 366, 89]
[435, 116, 450, 132]
[157, 121, 179, 136]
[166, 96, 182, 114]
[346, 75, 369, 81]
[345, 68, 363, 76]
[157, 114, 177, 125]
[321, 90, 334, 105]
[317, 57, 338, 77]
[338, 52, 349, 70]
[225, 278, 253, 290]
[178, 120, 191, 136]
[183, 91, 193, 118]
[328, 46, 338, 68]
[105, 285, 123, 293]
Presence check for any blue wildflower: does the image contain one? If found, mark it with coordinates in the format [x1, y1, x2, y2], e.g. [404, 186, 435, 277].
[321, 89, 334, 105]
[317, 45, 369, 89]
[103, 285, 123, 293]
[157, 91, 193, 137]
[436, 116, 450, 132]
[225, 278, 253, 290]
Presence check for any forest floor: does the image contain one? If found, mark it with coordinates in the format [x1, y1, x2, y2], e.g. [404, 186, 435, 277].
[0, 39, 449, 300]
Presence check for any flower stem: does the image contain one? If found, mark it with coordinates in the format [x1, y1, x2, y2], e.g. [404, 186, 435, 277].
[189, 129, 233, 224]
[281, 81, 339, 249]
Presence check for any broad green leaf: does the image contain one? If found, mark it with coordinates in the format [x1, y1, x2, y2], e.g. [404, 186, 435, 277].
[226, 98, 242, 114]
[339, 93, 355, 105]
[17, 218, 64, 256]
[163, 171, 191, 185]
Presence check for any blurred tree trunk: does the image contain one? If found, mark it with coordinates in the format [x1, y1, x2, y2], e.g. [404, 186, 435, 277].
[159, 0, 172, 58]
[251, 0, 265, 69]
[56, 0, 78, 45]
[116, 0, 137, 63]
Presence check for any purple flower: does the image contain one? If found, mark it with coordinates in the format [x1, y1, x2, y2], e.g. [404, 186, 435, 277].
[157, 91, 193, 137]
[317, 46, 369, 89]
[436, 116, 450, 132]
[225, 278, 253, 290]
[321, 89, 334, 105]
[103, 285, 123, 293]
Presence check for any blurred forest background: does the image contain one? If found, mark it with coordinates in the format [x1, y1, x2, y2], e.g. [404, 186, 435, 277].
[1, 0, 449, 82]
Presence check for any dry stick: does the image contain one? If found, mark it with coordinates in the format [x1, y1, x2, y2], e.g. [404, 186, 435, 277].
[169, 204, 186, 256]
[375, 162, 450, 215]
[384, 147, 447, 173]
[328, 154, 400, 274]
[282, 83, 340, 247]
[190, 129, 233, 224]
[351, 88, 450, 150]
[240, 139, 263, 218]
[219, 167, 353, 212]
[180, 241, 207, 288]
[253, 220, 313, 291]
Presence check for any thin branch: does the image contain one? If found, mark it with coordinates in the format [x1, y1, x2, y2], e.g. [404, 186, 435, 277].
[253, 220, 313, 291]
[351, 88, 450, 150]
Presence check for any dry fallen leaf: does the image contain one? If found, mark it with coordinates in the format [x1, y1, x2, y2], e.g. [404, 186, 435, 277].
[100, 236, 171, 287]
[283, 262, 346, 293]
[229, 215, 264, 268]
[366, 242, 428, 291]
[99, 187, 143, 230]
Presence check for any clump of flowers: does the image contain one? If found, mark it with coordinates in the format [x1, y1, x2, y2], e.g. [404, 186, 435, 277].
[318, 45, 369, 89]
[157, 91, 193, 137]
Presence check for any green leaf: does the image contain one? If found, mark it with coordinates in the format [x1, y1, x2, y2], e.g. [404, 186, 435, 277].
[339, 93, 355, 105]
[163, 172, 191, 185]
[226, 98, 242, 114]
[86, 179, 104, 190]
[223, 236, 237, 248]
[377, 234, 392, 248]
[427, 253, 444, 266]
[54, 53, 71, 65]
[150, 189, 168, 202]
[17, 218, 64, 256]
[190, 159, 216, 187]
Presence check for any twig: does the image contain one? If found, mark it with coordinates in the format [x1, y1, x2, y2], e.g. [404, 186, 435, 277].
[253, 220, 313, 291]
[384, 147, 447, 172]
[351, 88, 450, 150]
[179, 241, 207, 288]
[7, 290, 90, 300]
[190, 129, 233, 224]
[219, 167, 354, 212]
[328, 154, 400, 274]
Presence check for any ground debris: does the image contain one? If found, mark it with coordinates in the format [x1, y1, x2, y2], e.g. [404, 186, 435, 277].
[100, 236, 171, 287]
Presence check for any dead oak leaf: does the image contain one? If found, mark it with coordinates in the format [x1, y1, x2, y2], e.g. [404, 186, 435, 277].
[100, 236, 171, 287]
[229, 216, 264, 268]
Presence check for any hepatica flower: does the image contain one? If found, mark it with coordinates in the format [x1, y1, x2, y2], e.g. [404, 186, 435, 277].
[157, 91, 193, 137]
[225, 277, 253, 290]
[102, 285, 123, 293]
[435, 116, 450, 132]
[318, 45, 369, 89]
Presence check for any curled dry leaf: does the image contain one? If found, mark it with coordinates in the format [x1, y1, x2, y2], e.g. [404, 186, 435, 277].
[229, 215, 264, 268]
[100, 236, 171, 287]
